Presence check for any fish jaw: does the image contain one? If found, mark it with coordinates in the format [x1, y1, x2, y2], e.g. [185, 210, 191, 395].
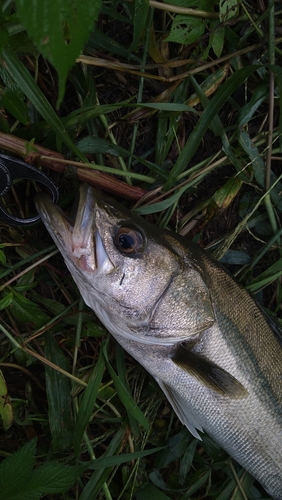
[35, 184, 109, 275]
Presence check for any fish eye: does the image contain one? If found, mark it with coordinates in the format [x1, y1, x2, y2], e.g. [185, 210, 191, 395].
[114, 226, 144, 255]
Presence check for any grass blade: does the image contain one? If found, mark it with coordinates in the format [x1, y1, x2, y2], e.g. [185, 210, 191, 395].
[44, 332, 74, 451]
[1, 45, 87, 161]
[164, 65, 258, 189]
[73, 340, 106, 456]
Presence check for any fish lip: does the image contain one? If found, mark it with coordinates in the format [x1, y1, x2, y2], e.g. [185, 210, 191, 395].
[35, 184, 101, 272]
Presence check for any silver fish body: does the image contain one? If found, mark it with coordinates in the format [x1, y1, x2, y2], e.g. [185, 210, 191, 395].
[35, 184, 282, 499]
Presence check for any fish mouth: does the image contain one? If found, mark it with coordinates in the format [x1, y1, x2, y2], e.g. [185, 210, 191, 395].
[35, 184, 108, 272]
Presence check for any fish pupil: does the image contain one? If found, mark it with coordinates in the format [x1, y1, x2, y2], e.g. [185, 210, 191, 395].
[118, 233, 134, 250]
[115, 226, 144, 255]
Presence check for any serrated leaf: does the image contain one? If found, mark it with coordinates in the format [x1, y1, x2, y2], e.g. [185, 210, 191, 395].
[22, 461, 83, 494]
[15, 0, 102, 106]
[0, 441, 83, 500]
[0, 439, 36, 500]
[166, 15, 205, 45]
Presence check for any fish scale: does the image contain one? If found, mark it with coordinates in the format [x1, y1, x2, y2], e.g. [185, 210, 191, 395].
[35, 184, 282, 499]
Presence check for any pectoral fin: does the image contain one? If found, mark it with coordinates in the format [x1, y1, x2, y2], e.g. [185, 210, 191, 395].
[157, 379, 203, 440]
[173, 343, 248, 399]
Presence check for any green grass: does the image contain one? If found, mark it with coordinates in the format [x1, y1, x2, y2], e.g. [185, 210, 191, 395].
[0, 0, 281, 498]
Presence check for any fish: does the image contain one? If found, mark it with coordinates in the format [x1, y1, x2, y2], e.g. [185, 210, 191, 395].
[35, 183, 282, 499]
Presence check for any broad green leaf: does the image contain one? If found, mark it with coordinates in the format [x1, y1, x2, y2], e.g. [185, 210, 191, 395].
[15, 0, 102, 106]
[219, 0, 240, 22]
[178, 470, 210, 497]
[9, 291, 50, 327]
[0, 439, 36, 500]
[31, 294, 65, 317]
[154, 428, 191, 469]
[179, 439, 198, 484]
[21, 461, 83, 495]
[0, 292, 13, 310]
[1, 88, 29, 124]
[0, 438, 83, 500]
[210, 23, 225, 58]
[166, 15, 205, 45]
[0, 370, 13, 430]
[44, 332, 74, 451]
[149, 470, 172, 490]
[84, 322, 107, 337]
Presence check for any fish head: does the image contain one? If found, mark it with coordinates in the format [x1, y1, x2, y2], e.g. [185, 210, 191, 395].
[35, 184, 199, 343]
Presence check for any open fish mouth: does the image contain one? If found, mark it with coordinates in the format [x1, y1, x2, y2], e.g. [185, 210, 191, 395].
[35, 184, 107, 273]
